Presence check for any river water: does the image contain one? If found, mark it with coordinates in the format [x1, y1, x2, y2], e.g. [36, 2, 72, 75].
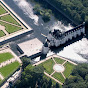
[3, 0, 88, 63]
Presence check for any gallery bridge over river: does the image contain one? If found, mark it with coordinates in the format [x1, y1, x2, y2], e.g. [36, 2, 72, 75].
[43, 22, 85, 54]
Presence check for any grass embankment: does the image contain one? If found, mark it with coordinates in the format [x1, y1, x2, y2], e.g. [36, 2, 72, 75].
[53, 72, 65, 83]
[0, 21, 22, 34]
[0, 61, 20, 78]
[0, 52, 13, 63]
[0, 14, 20, 26]
[63, 62, 75, 78]
[0, 30, 5, 37]
[54, 57, 65, 64]
[0, 5, 6, 15]
[42, 59, 55, 74]
[37, 57, 75, 86]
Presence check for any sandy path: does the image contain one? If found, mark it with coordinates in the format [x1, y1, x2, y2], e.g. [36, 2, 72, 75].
[0, 73, 4, 80]
[44, 71, 63, 85]
[0, 20, 22, 27]
[0, 13, 9, 17]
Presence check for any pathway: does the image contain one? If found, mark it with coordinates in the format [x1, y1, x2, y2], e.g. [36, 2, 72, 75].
[0, 73, 4, 80]
[61, 72, 66, 79]
[62, 60, 67, 65]
[44, 71, 63, 85]
[50, 71, 55, 76]
[0, 0, 32, 30]
[0, 20, 22, 27]
[0, 24, 9, 36]
[0, 58, 16, 68]
[52, 57, 56, 64]
[0, 13, 9, 17]
[33, 54, 77, 66]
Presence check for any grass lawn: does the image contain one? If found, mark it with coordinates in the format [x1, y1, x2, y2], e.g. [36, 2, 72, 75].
[0, 21, 22, 34]
[0, 61, 20, 78]
[42, 59, 55, 74]
[0, 30, 5, 37]
[0, 14, 20, 26]
[54, 57, 65, 64]
[43, 74, 62, 88]
[63, 62, 75, 78]
[0, 5, 6, 15]
[0, 52, 13, 63]
[52, 72, 65, 83]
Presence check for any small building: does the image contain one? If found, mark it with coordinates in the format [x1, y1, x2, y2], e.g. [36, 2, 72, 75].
[17, 38, 43, 58]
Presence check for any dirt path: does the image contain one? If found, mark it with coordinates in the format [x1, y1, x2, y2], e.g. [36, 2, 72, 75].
[0, 58, 16, 68]
[44, 71, 63, 85]
[62, 60, 67, 65]
[0, 20, 22, 27]
[0, 13, 9, 17]
[0, 0, 32, 30]
[33, 54, 77, 66]
[0, 73, 4, 80]
[52, 57, 56, 64]
[0, 24, 9, 36]
[61, 72, 66, 79]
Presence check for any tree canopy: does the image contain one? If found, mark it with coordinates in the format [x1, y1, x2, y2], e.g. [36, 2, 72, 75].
[64, 64, 88, 88]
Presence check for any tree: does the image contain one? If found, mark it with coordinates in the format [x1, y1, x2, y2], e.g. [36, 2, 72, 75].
[21, 57, 30, 69]
[64, 64, 88, 88]
[55, 83, 60, 88]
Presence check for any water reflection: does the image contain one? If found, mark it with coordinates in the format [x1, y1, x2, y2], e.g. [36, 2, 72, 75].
[3, 0, 88, 63]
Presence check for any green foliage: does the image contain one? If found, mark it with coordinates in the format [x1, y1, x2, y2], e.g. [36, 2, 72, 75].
[0, 14, 20, 25]
[21, 57, 30, 69]
[0, 52, 13, 63]
[0, 5, 6, 15]
[54, 57, 65, 64]
[42, 59, 55, 74]
[14, 64, 60, 88]
[0, 21, 22, 34]
[53, 72, 65, 83]
[0, 30, 5, 37]
[47, 0, 88, 23]
[63, 62, 75, 78]
[32, 0, 88, 24]
[33, 4, 52, 22]
[0, 61, 20, 78]
[64, 63, 88, 88]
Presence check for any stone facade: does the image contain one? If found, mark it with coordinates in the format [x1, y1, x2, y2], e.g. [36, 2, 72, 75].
[46, 22, 85, 47]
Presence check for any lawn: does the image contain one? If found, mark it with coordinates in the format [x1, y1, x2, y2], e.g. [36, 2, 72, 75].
[0, 61, 20, 78]
[0, 52, 13, 63]
[0, 14, 20, 26]
[52, 72, 65, 83]
[0, 30, 5, 37]
[0, 21, 22, 34]
[0, 5, 6, 15]
[63, 62, 75, 78]
[42, 59, 55, 74]
[54, 57, 65, 64]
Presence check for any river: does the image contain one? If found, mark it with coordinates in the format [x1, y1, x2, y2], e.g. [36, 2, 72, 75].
[3, 0, 88, 63]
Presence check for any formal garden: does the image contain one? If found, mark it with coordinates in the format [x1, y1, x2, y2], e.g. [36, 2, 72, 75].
[0, 2, 23, 38]
[37, 56, 76, 85]
[0, 52, 13, 63]
[0, 51, 21, 85]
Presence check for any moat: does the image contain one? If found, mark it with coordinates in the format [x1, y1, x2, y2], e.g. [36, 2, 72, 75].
[3, 0, 88, 63]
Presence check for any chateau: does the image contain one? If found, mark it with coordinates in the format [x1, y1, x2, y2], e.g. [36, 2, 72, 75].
[43, 22, 85, 52]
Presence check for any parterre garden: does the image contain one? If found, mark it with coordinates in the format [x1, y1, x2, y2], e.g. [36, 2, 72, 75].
[38, 56, 75, 85]
[0, 2, 23, 37]
[0, 52, 21, 84]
